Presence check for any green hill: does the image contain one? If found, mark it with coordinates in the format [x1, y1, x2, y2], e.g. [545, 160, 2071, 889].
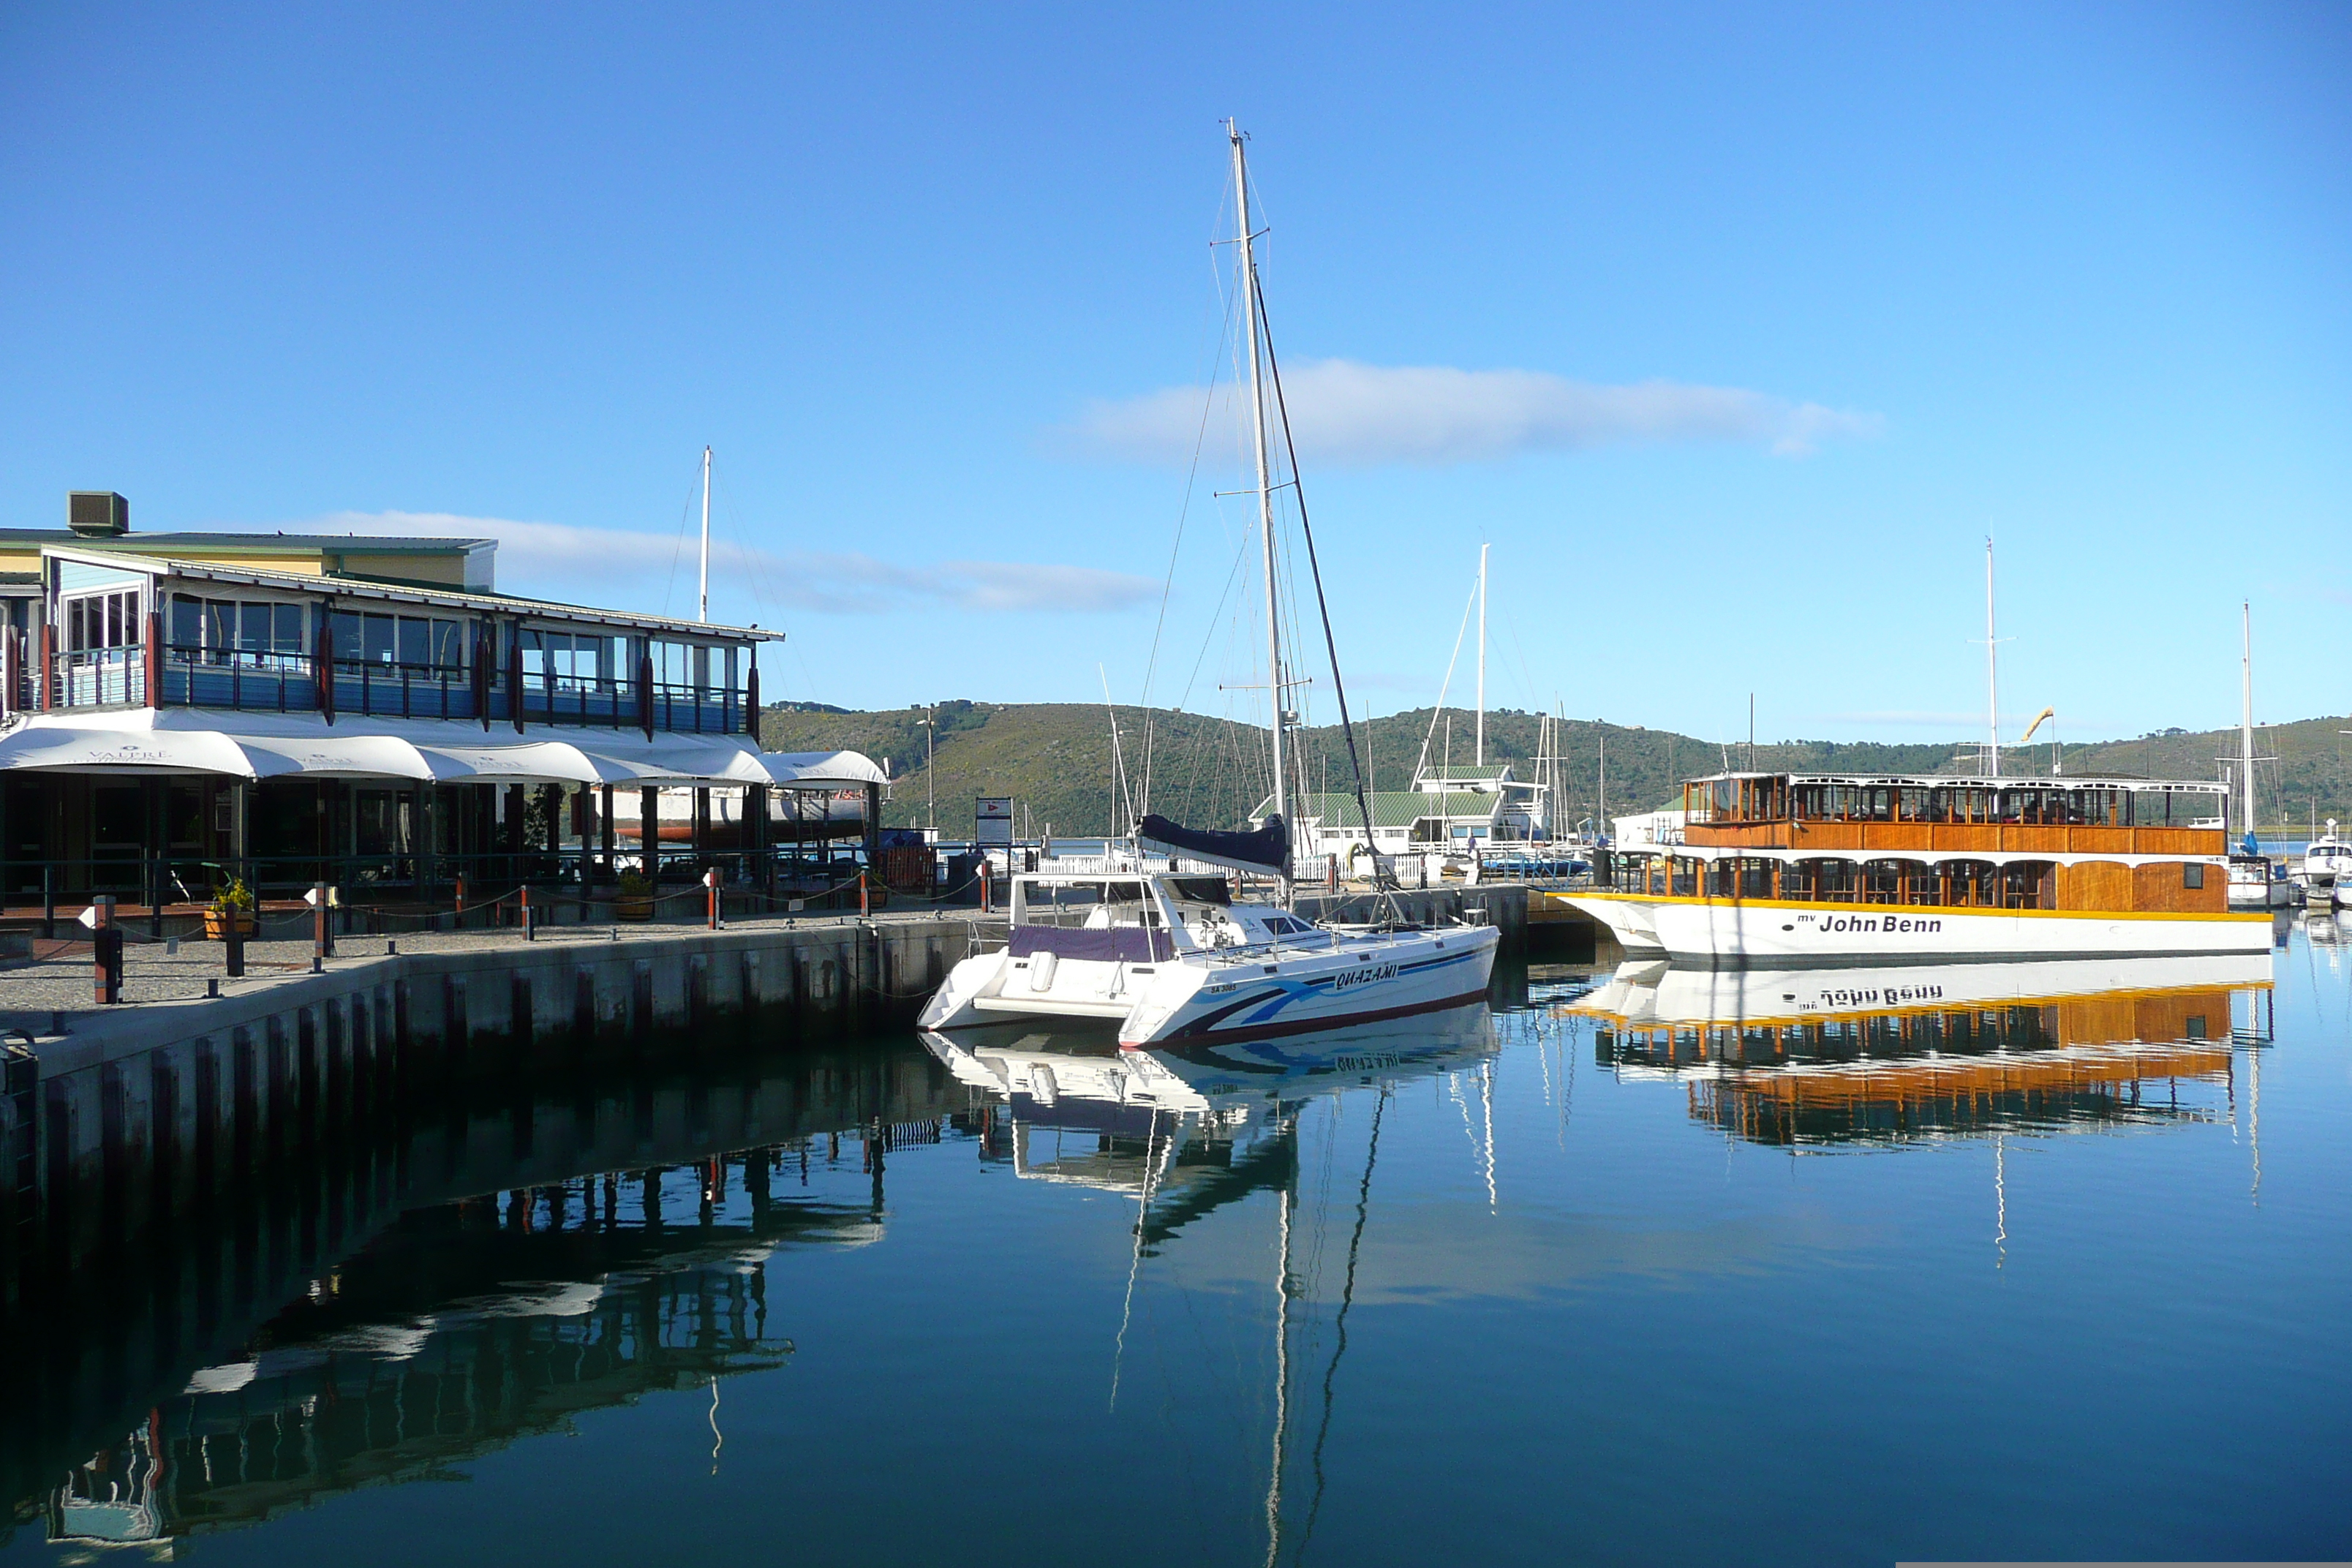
[762, 700, 2352, 837]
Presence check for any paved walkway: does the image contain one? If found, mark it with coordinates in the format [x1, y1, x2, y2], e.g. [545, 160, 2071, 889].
[0, 906, 998, 1031]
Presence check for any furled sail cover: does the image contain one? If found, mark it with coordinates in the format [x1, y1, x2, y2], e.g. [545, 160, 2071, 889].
[1135, 813, 1289, 878]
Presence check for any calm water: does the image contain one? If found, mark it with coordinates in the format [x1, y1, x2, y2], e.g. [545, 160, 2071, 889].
[8, 921, 2351, 1565]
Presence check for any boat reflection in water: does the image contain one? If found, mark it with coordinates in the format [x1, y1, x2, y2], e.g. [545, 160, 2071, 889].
[921, 1005, 1497, 1233]
[1567, 953, 2275, 1147]
[921, 1005, 1497, 1564]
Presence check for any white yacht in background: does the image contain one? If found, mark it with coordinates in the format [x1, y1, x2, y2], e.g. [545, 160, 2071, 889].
[2298, 820, 2350, 905]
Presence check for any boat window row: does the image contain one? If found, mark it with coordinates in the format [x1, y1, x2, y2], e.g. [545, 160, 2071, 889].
[1627, 853, 2065, 910]
[1688, 777, 2211, 828]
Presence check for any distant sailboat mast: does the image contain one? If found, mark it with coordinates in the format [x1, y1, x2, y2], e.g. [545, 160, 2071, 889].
[1984, 537, 2001, 779]
[1232, 121, 1288, 869]
[1475, 543, 1488, 766]
[698, 445, 713, 623]
[2240, 600, 2257, 848]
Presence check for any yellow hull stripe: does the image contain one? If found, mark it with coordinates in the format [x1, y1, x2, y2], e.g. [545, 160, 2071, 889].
[1569, 892, 2272, 924]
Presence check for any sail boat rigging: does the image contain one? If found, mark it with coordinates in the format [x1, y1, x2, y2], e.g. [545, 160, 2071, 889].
[918, 124, 1499, 1043]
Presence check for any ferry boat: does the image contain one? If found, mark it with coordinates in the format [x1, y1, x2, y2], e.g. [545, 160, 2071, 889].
[1567, 771, 2271, 962]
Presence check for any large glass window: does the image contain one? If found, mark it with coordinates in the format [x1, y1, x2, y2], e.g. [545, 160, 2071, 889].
[166, 595, 301, 661]
[329, 608, 465, 671]
[63, 590, 141, 652]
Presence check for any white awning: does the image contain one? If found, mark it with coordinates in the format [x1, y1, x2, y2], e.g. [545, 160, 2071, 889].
[0, 710, 840, 788]
[763, 750, 889, 788]
[0, 723, 271, 777]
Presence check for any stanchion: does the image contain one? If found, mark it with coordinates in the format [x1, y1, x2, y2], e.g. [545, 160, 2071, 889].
[521, 884, 535, 941]
[704, 867, 721, 930]
[309, 882, 333, 962]
[858, 868, 870, 918]
[89, 895, 121, 1005]
[980, 862, 992, 915]
[454, 875, 467, 928]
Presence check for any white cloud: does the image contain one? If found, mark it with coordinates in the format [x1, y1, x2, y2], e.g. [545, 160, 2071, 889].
[302, 511, 1158, 616]
[1072, 359, 1883, 467]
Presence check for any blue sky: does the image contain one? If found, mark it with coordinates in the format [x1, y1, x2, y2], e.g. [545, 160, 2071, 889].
[4, 2, 2347, 747]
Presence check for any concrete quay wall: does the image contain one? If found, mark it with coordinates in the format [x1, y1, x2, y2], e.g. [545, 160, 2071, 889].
[0, 912, 1005, 1311]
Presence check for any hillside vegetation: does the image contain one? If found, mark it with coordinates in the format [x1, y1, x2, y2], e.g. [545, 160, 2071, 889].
[759, 700, 2352, 837]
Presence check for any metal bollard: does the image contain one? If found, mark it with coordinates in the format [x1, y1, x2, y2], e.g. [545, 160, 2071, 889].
[521, 884, 534, 941]
[91, 895, 122, 1005]
[858, 868, 869, 918]
[311, 883, 333, 960]
[704, 867, 720, 930]
[42, 865, 56, 941]
[454, 875, 467, 927]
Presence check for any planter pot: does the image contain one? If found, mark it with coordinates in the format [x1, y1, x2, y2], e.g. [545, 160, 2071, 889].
[614, 895, 655, 922]
[203, 909, 257, 940]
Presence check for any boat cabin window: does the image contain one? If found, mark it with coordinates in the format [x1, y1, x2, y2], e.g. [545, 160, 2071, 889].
[1166, 875, 1232, 906]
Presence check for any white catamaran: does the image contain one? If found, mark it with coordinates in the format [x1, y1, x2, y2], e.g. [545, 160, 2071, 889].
[919, 122, 1500, 1045]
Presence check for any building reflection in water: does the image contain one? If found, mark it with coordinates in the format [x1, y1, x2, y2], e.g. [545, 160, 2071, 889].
[1567, 953, 2275, 1147]
[12, 1043, 975, 1556]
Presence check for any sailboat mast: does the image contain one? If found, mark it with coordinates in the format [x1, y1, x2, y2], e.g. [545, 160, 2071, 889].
[1475, 543, 1488, 767]
[698, 445, 712, 623]
[1985, 538, 1999, 780]
[1232, 121, 1289, 857]
[2242, 600, 2256, 845]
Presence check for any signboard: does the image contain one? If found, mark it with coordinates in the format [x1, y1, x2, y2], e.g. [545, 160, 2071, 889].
[975, 796, 1014, 847]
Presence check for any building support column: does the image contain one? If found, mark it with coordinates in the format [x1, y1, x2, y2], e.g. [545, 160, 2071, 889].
[599, 783, 615, 883]
[639, 787, 660, 883]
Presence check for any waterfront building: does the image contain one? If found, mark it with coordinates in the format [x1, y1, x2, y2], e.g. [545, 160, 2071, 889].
[0, 493, 880, 905]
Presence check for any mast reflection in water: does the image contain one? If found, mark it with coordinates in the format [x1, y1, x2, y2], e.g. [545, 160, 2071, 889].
[8, 939, 2346, 1567]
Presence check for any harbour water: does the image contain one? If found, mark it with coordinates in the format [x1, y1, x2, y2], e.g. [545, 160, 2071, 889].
[4, 921, 2348, 1564]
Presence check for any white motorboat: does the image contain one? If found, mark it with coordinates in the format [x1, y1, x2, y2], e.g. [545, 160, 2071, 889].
[2299, 820, 2350, 902]
[918, 864, 1499, 1045]
[924, 122, 1499, 1039]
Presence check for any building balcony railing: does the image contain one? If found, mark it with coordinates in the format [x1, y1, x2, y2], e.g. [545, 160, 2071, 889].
[22, 644, 748, 736]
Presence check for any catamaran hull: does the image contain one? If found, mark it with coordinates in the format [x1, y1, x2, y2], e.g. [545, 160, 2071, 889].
[919, 926, 1501, 1044]
[1565, 892, 2272, 965]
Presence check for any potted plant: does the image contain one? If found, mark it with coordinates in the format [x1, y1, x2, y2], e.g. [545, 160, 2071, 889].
[614, 870, 655, 922]
[204, 878, 257, 940]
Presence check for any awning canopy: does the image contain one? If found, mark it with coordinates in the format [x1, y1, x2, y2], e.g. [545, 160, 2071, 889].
[0, 711, 889, 791]
[762, 750, 890, 788]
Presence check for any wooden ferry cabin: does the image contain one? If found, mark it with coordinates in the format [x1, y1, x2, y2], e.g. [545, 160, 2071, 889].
[1569, 771, 2272, 962]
